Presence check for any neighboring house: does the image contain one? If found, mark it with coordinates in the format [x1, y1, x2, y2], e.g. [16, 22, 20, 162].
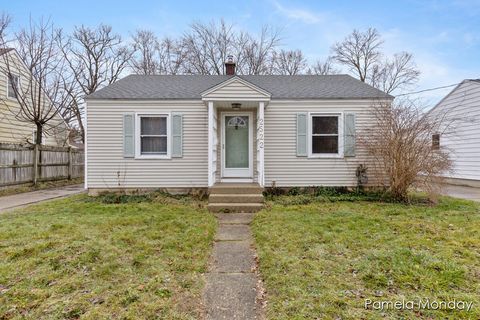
[428, 79, 480, 187]
[0, 48, 68, 146]
[85, 59, 392, 194]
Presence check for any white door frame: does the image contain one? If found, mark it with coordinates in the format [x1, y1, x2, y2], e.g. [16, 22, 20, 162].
[221, 111, 254, 179]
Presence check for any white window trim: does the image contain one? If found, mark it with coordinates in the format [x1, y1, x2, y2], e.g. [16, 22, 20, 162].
[135, 113, 171, 159]
[6, 72, 20, 100]
[308, 112, 344, 158]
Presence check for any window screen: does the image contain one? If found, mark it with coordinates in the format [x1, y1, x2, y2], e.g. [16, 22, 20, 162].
[140, 116, 167, 155]
[312, 116, 339, 154]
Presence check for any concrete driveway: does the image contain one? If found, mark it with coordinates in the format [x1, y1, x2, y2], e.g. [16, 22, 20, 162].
[438, 184, 480, 202]
[0, 184, 85, 213]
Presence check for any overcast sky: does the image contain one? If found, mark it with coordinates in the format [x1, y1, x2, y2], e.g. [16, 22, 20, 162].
[3, 0, 480, 106]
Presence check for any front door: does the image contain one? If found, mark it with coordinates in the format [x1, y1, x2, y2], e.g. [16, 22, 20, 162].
[222, 113, 252, 178]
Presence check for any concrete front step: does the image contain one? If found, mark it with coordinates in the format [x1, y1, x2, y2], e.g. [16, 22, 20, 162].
[208, 194, 264, 204]
[207, 203, 263, 213]
[209, 183, 264, 195]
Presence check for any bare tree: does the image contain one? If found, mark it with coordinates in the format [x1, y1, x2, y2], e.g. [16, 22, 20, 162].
[370, 52, 420, 94]
[332, 28, 420, 94]
[332, 28, 383, 82]
[0, 12, 11, 40]
[179, 20, 281, 75]
[181, 19, 236, 74]
[130, 29, 160, 75]
[0, 18, 68, 145]
[157, 37, 185, 74]
[360, 99, 452, 201]
[0, 13, 13, 126]
[58, 24, 134, 142]
[236, 26, 281, 75]
[129, 20, 281, 75]
[272, 49, 307, 75]
[130, 30, 185, 75]
[307, 57, 339, 75]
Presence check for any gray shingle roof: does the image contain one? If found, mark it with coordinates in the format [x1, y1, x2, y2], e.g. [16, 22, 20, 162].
[86, 74, 393, 100]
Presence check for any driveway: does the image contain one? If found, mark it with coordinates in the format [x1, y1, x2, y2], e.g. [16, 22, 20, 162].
[439, 184, 480, 202]
[0, 184, 85, 213]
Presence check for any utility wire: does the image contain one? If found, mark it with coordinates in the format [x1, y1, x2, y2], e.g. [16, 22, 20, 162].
[396, 83, 460, 96]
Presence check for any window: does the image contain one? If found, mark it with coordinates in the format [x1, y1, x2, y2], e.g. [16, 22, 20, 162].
[311, 115, 340, 155]
[138, 115, 169, 157]
[7, 73, 20, 99]
[432, 134, 440, 150]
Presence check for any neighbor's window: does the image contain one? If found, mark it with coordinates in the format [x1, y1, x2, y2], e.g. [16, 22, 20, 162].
[7, 73, 20, 99]
[139, 116, 168, 155]
[311, 115, 339, 154]
[432, 133, 440, 150]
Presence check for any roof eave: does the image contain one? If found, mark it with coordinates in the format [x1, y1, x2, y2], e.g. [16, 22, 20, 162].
[86, 96, 393, 102]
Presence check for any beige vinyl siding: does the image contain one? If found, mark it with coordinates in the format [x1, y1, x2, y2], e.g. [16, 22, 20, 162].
[204, 79, 269, 100]
[0, 51, 67, 146]
[86, 101, 208, 188]
[87, 98, 382, 189]
[264, 100, 377, 187]
[215, 107, 257, 182]
[429, 81, 480, 181]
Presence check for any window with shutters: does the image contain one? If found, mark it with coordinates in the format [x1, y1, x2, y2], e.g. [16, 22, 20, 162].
[135, 114, 170, 158]
[308, 113, 343, 157]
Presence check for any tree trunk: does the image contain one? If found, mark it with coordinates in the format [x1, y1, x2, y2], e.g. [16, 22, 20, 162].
[36, 123, 43, 145]
[77, 113, 85, 144]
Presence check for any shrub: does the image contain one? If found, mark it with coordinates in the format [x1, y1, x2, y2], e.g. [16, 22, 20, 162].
[359, 99, 453, 201]
[95, 193, 153, 204]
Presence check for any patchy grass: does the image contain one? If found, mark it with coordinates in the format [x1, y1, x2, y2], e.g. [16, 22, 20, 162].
[0, 193, 216, 319]
[253, 195, 480, 319]
[0, 178, 84, 197]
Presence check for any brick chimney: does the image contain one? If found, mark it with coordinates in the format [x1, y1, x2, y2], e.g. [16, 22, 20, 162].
[225, 55, 236, 75]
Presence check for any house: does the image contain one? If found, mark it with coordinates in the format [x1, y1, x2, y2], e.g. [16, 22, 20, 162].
[85, 58, 392, 210]
[428, 79, 480, 188]
[0, 48, 68, 146]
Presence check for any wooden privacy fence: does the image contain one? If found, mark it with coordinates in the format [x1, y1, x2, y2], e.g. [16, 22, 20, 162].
[0, 143, 84, 187]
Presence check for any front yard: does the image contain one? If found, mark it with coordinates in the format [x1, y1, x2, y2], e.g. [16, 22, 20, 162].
[0, 193, 216, 319]
[253, 195, 480, 319]
[2, 189, 480, 319]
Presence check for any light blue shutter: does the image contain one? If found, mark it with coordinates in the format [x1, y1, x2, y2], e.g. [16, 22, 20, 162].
[296, 113, 308, 156]
[344, 113, 356, 157]
[123, 113, 135, 158]
[171, 113, 183, 157]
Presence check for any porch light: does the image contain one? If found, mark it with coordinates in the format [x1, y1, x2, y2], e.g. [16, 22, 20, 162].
[231, 103, 241, 110]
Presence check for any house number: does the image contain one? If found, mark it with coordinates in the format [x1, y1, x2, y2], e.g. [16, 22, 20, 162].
[258, 118, 264, 149]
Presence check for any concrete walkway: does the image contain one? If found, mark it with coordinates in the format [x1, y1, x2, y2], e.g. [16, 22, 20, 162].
[204, 212, 264, 320]
[0, 184, 85, 213]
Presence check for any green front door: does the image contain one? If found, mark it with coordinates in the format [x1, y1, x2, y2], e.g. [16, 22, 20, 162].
[223, 114, 251, 177]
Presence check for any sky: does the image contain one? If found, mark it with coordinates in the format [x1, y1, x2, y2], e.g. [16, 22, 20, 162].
[2, 0, 480, 106]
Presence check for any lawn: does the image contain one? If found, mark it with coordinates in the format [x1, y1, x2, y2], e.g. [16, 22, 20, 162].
[252, 194, 480, 319]
[0, 193, 216, 319]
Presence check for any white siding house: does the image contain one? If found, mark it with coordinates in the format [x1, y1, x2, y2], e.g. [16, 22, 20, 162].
[428, 79, 480, 187]
[0, 48, 68, 146]
[85, 70, 392, 193]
